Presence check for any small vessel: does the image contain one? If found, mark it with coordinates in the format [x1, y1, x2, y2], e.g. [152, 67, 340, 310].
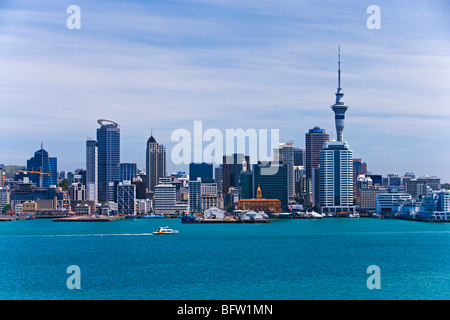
[142, 213, 164, 219]
[349, 213, 360, 218]
[153, 226, 179, 235]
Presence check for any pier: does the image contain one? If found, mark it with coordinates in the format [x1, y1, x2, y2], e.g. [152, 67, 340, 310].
[53, 215, 126, 222]
[184, 218, 270, 224]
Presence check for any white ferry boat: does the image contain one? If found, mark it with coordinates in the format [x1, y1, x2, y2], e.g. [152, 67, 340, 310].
[153, 226, 179, 235]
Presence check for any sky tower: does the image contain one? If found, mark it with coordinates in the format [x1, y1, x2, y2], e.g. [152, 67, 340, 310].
[331, 46, 348, 142]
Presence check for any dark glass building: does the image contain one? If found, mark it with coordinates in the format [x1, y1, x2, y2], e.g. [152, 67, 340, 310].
[239, 170, 253, 200]
[189, 162, 213, 182]
[222, 154, 250, 194]
[120, 163, 137, 182]
[305, 127, 329, 205]
[253, 162, 288, 210]
[96, 119, 120, 202]
[26, 146, 57, 188]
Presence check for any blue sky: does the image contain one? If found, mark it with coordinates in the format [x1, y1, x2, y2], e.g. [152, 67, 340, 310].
[1, 0, 450, 181]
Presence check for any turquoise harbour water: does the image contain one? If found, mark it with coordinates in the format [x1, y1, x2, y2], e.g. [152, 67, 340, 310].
[0, 217, 449, 300]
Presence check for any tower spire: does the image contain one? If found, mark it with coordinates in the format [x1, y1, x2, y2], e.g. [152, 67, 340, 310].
[338, 45, 341, 90]
[331, 45, 348, 142]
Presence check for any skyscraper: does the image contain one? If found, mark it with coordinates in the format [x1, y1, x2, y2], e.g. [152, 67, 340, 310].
[26, 144, 57, 188]
[146, 133, 166, 193]
[188, 177, 202, 213]
[96, 119, 120, 202]
[319, 141, 354, 213]
[85, 138, 98, 202]
[277, 141, 295, 200]
[305, 127, 329, 204]
[222, 153, 250, 194]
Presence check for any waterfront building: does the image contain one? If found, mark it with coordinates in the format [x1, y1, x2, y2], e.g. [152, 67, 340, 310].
[305, 126, 329, 205]
[359, 188, 388, 211]
[120, 163, 137, 182]
[96, 119, 120, 203]
[22, 201, 37, 215]
[136, 199, 152, 214]
[375, 193, 411, 214]
[154, 182, 177, 215]
[75, 204, 91, 216]
[319, 141, 355, 214]
[117, 180, 136, 215]
[237, 186, 282, 214]
[26, 144, 57, 188]
[101, 202, 118, 215]
[85, 138, 98, 202]
[189, 162, 213, 182]
[201, 182, 218, 211]
[146, 133, 166, 193]
[253, 162, 288, 210]
[188, 177, 202, 213]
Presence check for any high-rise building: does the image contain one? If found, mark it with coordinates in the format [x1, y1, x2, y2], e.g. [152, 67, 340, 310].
[253, 162, 288, 210]
[146, 134, 166, 193]
[305, 127, 329, 204]
[117, 180, 136, 215]
[294, 148, 306, 166]
[154, 182, 176, 215]
[188, 177, 202, 213]
[319, 141, 354, 213]
[277, 141, 295, 200]
[214, 165, 223, 193]
[189, 162, 213, 182]
[120, 163, 137, 182]
[239, 170, 253, 200]
[222, 154, 250, 194]
[96, 119, 120, 203]
[85, 138, 98, 202]
[26, 144, 57, 188]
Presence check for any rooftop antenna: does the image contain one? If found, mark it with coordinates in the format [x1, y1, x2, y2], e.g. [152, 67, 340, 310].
[338, 45, 341, 90]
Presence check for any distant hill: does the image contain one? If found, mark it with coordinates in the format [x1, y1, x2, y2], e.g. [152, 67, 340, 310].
[0, 164, 26, 179]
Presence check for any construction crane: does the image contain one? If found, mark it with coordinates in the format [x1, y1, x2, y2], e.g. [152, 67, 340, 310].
[19, 169, 50, 188]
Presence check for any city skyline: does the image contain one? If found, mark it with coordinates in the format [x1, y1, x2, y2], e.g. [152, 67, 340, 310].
[1, 1, 450, 182]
